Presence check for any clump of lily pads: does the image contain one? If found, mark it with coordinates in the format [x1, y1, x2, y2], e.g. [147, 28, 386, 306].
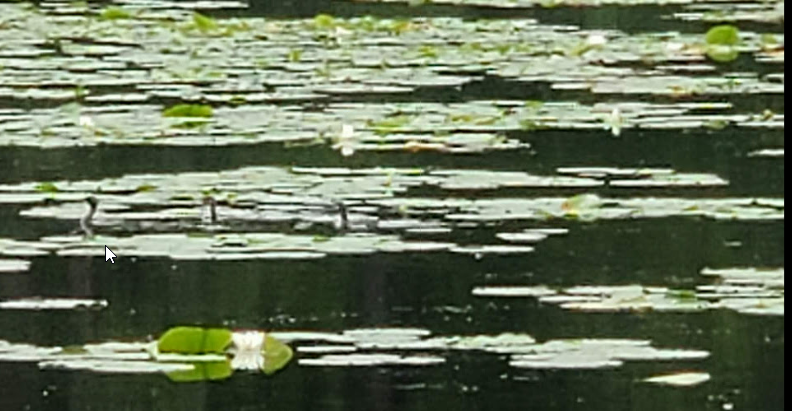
[0, 326, 293, 381]
[271, 327, 709, 373]
[472, 267, 784, 316]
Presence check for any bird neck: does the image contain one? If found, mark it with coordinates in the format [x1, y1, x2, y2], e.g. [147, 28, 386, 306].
[80, 204, 96, 237]
[338, 203, 349, 229]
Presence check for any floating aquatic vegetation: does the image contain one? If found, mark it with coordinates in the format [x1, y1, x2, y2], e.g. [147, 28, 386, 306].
[704, 25, 741, 63]
[0, 326, 292, 380]
[472, 285, 557, 297]
[273, 327, 708, 370]
[608, 173, 728, 188]
[189, 12, 219, 34]
[675, 2, 785, 24]
[748, 148, 784, 158]
[297, 345, 359, 354]
[440, 196, 783, 223]
[0, 259, 31, 273]
[0, 232, 464, 261]
[5, 178, 784, 234]
[509, 339, 709, 368]
[98, 7, 133, 21]
[472, 267, 784, 316]
[353, 0, 708, 8]
[299, 353, 446, 367]
[40, 359, 197, 375]
[162, 104, 214, 118]
[1, 163, 763, 242]
[0, 2, 782, 149]
[643, 372, 711, 387]
[495, 228, 568, 244]
[706, 25, 740, 46]
[0, 298, 108, 310]
[157, 326, 232, 354]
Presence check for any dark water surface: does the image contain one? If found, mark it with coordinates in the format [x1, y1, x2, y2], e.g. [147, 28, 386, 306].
[0, 0, 784, 410]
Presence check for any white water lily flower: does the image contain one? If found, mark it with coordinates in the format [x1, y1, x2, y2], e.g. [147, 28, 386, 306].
[230, 331, 265, 371]
[340, 144, 355, 157]
[78, 115, 94, 128]
[333, 124, 357, 157]
[340, 124, 354, 139]
[586, 34, 608, 46]
[604, 107, 624, 137]
[665, 42, 685, 53]
[334, 25, 352, 37]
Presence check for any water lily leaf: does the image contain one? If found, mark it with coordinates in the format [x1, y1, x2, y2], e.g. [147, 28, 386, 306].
[162, 104, 213, 118]
[263, 334, 293, 375]
[706, 45, 739, 63]
[166, 361, 233, 382]
[35, 182, 59, 193]
[0, 259, 31, 273]
[644, 372, 710, 387]
[157, 327, 232, 354]
[192, 12, 218, 33]
[705, 25, 739, 46]
[313, 14, 336, 29]
[98, 7, 132, 20]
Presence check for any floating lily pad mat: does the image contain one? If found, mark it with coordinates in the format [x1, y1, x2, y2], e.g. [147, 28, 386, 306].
[0, 165, 782, 241]
[354, 0, 771, 10]
[473, 267, 784, 316]
[0, 327, 292, 381]
[0, 99, 783, 150]
[1, 327, 707, 373]
[0, 0, 784, 150]
[267, 327, 711, 370]
[675, 2, 785, 24]
[0, 232, 476, 261]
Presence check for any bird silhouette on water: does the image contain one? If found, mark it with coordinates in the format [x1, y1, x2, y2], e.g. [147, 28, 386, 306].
[202, 195, 218, 225]
[334, 201, 377, 232]
[79, 196, 98, 238]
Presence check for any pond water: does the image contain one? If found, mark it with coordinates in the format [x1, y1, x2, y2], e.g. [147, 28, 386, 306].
[0, 0, 784, 410]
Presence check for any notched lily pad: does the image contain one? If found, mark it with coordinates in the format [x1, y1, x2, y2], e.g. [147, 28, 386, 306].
[157, 326, 232, 354]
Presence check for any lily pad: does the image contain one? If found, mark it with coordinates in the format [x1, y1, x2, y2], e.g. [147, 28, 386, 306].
[644, 372, 711, 387]
[706, 25, 739, 46]
[157, 326, 233, 354]
[162, 104, 214, 118]
[0, 259, 31, 273]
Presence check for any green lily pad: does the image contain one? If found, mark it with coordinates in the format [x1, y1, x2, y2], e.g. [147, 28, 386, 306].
[34, 182, 59, 193]
[98, 7, 132, 21]
[162, 104, 214, 118]
[157, 326, 232, 354]
[166, 361, 233, 382]
[706, 45, 739, 63]
[263, 334, 294, 375]
[192, 12, 218, 33]
[705, 25, 739, 46]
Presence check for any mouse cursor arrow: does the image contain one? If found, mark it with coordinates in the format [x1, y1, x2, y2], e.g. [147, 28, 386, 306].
[105, 246, 117, 264]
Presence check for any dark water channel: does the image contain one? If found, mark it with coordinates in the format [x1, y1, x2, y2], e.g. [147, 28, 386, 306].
[0, 0, 784, 410]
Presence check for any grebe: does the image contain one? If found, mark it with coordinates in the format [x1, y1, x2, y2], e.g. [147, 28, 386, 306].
[80, 196, 98, 237]
[334, 201, 377, 232]
[201, 195, 218, 225]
